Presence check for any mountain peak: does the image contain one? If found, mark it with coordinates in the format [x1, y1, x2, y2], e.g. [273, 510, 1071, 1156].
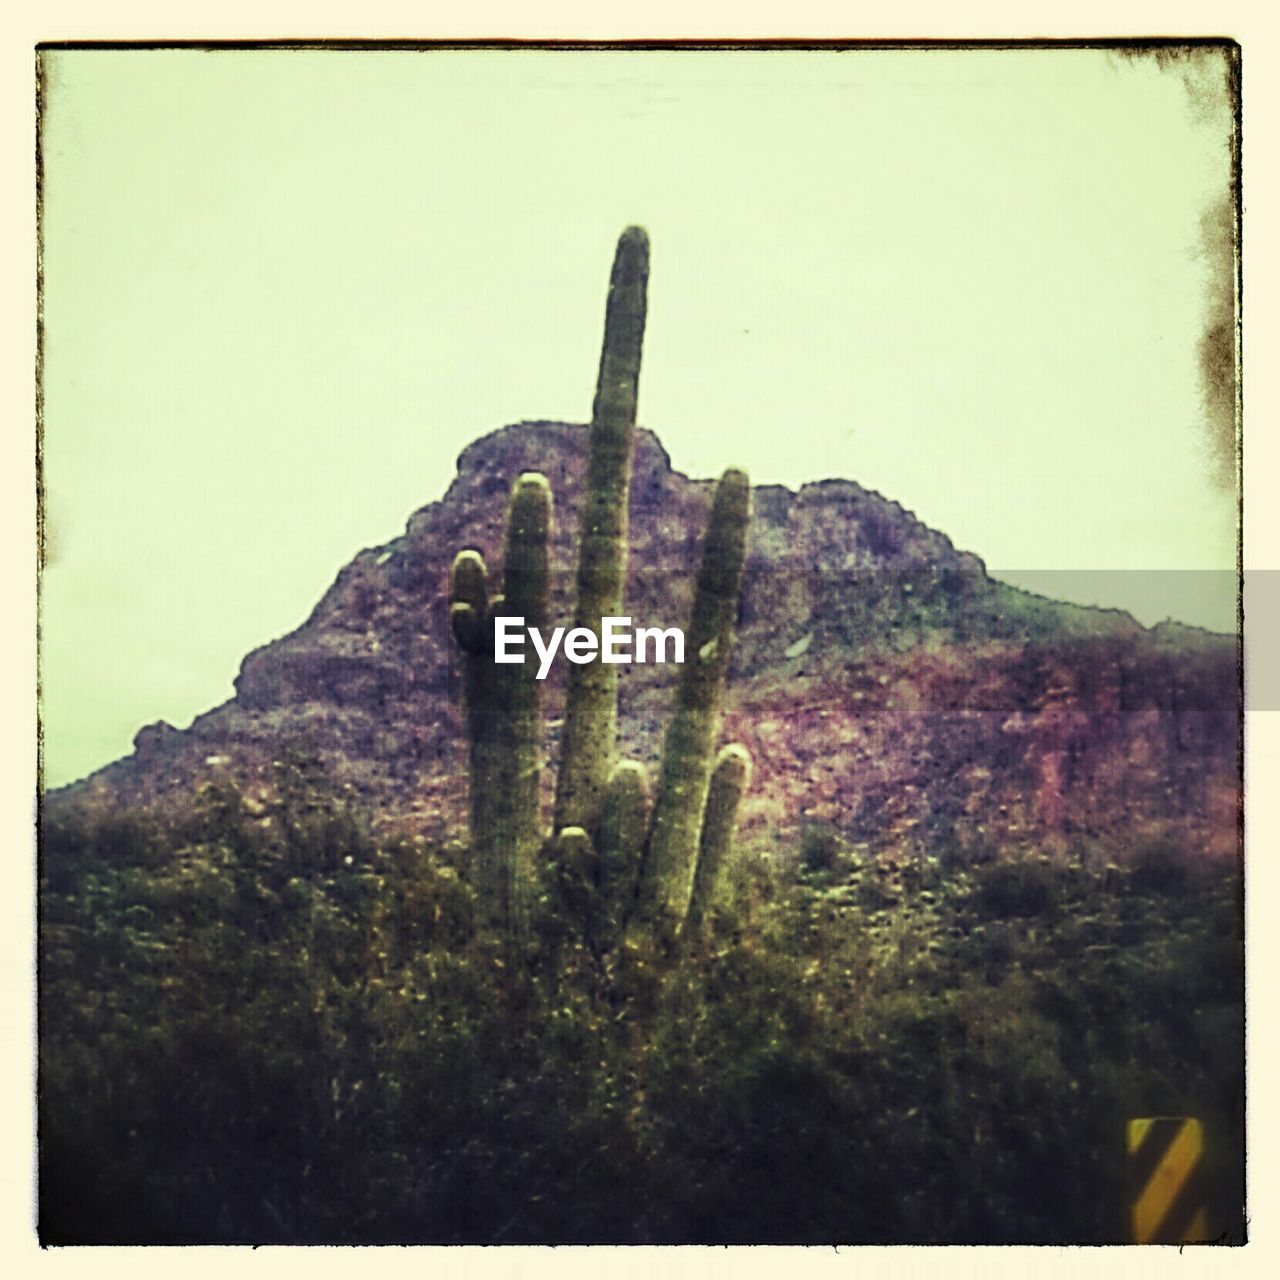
[48, 421, 1236, 864]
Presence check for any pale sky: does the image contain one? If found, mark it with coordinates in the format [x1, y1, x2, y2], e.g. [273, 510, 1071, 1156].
[38, 46, 1239, 789]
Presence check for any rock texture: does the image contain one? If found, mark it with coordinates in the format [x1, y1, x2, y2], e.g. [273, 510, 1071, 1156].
[50, 421, 1240, 864]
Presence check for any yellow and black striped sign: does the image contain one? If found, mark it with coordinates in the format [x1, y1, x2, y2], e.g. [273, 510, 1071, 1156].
[1127, 1117, 1210, 1244]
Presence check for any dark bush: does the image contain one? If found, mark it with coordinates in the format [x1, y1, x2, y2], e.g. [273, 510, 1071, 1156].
[1128, 840, 1191, 898]
[975, 858, 1056, 919]
[799, 822, 841, 873]
[38, 780, 1245, 1245]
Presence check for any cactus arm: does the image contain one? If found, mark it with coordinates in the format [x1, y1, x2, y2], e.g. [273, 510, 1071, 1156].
[644, 468, 751, 933]
[499, 474, 552, 940]
[553, 826, 602, 935]
[449, 553, 504, 916]
[596, 760, 650, 947]
[502, 474, 552, 632]
[450, 550, 488, 639]
[687, 744, 752, 929]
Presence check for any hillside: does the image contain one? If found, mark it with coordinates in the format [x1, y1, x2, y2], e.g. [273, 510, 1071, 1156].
[49, 419, 1239, 870]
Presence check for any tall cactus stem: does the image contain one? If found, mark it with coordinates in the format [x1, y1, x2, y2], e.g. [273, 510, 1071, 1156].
[554, 227, 650, 835]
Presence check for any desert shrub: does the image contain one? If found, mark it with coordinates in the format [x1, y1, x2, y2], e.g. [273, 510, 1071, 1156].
[38, 777, 1245, 1244]
[975, 857, 1056, 919]
[1128, 839, 1192, 899]
[798, 821, 842, 874]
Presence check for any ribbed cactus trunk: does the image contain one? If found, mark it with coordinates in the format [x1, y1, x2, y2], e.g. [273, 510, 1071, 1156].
[450, 550, 502, 897]
[644, 469, 751, 932]
[450, 475, 550, 940]
[553, 227, 649, 836]
[500, 474, 551, 940]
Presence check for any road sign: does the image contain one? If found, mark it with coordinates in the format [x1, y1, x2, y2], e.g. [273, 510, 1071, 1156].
[1127, 1116, 1210, 1244]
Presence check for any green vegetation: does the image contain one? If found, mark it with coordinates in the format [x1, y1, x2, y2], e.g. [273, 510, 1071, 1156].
[39, 777, 1244, 1243]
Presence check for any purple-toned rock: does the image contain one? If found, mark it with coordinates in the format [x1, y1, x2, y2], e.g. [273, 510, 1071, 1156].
[50, 422, 1238, 867]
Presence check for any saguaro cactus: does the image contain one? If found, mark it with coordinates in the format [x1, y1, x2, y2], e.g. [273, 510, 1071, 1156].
[553, 226, 649, 835]
[448, 226, 754, 953]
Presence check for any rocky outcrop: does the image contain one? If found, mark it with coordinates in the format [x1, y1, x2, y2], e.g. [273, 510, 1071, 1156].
[49, 421, 1239, 865]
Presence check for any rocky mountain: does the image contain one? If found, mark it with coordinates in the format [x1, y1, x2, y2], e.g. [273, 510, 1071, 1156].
[49, 420, 1240, 867]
